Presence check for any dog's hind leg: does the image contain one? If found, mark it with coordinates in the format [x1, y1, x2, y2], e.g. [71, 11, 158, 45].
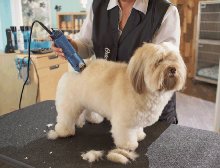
[48, 102, 83, 140]
[48, 72, 83, 139]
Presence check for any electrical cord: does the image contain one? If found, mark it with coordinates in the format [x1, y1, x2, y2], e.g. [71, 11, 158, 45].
[19, 20, 50, 109]
[30, 57, 40, 103]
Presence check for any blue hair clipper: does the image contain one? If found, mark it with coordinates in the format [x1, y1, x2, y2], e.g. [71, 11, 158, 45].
[50, 29, 86, 72]
[35, 21, 86, 72]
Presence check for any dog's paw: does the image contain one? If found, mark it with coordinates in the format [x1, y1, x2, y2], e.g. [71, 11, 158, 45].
[107, 148, 139, 164]
[47, 130, 58, 140]
[116, 141, 138, 151]
[137, 131, 146, 142]
[47, 123, 75, 139]
[107, 151, 129, 164]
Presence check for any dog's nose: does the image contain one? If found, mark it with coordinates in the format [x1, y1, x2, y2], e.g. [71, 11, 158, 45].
[169, 67, 176, 75]
[170, 67, 176, 74]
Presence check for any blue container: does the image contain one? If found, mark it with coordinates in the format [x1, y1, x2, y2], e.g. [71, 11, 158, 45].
[30, 40, 51, 49]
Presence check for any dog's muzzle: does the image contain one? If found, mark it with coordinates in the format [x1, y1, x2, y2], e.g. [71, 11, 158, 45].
[168, 67, 176, 77]
[163, 67, 177, 90]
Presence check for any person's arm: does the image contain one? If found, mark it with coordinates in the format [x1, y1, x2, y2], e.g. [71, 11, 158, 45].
[51, 6, 94, 59]
[152, 5, 180, 48]
[73, 6, 94, 59]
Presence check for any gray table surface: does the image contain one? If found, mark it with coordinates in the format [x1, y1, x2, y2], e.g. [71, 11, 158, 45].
[0, 100, 220, 168]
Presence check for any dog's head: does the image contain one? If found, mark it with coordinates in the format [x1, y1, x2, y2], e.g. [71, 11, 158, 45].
[127, 42, 187, 94]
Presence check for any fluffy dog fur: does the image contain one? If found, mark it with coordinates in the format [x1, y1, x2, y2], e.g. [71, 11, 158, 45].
[48, 42, 186, 151]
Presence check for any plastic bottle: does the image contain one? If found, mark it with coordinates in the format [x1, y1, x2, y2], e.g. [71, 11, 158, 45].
[17, 27, 25, 53]
[20, 26, 28, 52]
[10, 26, 18, 50]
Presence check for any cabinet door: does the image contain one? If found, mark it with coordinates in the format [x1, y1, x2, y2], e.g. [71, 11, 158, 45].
[36, 63, 68, 101]
[32, 54, 67, 69]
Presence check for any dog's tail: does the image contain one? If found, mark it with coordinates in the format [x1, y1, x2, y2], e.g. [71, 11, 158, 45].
[81, 148, 139, 164]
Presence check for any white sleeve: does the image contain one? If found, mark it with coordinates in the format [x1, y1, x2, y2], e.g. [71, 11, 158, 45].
[73, 6, 94, 59]
[152, 5, 181, 48]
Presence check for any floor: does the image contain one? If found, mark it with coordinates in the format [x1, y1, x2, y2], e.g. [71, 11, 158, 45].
[177, 77, 217, 131]
[177, 92, 215, 131]
[182, 77, 217, 103]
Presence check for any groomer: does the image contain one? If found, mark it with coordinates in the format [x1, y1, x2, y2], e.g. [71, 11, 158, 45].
[52, 0, 181, 124]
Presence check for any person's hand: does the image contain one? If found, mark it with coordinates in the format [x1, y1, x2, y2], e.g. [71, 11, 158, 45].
[50, 36, 78, 60]
[51, 41, 65, 59]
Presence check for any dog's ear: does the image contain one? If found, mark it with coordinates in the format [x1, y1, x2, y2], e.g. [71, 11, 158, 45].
[127, 47, 146, 94]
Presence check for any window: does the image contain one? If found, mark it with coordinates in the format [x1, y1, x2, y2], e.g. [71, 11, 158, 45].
[10, 0, 51, 39]
[21, 0, 51, 38]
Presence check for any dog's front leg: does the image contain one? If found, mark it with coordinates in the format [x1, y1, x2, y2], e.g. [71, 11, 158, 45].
[136, 127, 146, 142]
[111, 123, 138, 151]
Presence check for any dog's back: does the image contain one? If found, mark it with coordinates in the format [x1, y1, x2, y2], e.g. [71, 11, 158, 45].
[56, 59, 131, 119]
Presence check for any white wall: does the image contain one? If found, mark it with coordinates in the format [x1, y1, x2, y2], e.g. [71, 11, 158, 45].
[10, 0, 23, 26]
[0, 14, 3, 51]
[214, 59, 220, 133]
[0, 0, 12, 51]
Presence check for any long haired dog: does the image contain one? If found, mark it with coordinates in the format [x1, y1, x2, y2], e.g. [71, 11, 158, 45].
[48, 42, 186, 152]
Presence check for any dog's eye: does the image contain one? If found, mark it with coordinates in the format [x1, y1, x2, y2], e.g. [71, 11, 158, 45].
[155, 59, 163, 67]
[158, 59, 163, 63]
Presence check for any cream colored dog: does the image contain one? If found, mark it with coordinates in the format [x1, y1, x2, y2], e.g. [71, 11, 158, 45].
[48, 42, 186, 151]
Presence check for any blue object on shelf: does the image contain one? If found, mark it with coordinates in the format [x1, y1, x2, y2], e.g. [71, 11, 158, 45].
[15, 57, 31, 84]
[30, 40, 51, 49]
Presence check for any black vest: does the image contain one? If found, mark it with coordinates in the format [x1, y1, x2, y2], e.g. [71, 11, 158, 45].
[92, 0, 178, 124]
[92, 0, 171, 62]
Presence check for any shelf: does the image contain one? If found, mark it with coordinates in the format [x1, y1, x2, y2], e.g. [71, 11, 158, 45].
[201, 21, 220, 23]
[200, 30, 220, 33]
[199, 51, 220, 56]
[194, 76, 217, 85]
[57, 12, 86, 34]
[57, 12, 86, 15]
[201, 12, 220, 14]
[198, 39, 220, 45]
[60, 28, 74, 31]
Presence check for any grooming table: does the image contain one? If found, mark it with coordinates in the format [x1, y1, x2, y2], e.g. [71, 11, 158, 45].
[0, 101, 220, 168]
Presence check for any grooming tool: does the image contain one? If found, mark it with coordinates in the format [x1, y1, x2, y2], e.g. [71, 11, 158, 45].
[36, 21, 86, 72]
